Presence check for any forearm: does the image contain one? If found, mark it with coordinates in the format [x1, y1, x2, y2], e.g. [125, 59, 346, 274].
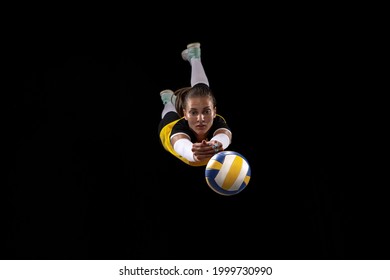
[173, 138, 195, 162]
[211, 131, 231, 150]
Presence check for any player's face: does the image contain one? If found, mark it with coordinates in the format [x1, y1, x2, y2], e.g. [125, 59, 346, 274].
[183, 96, 216, 140]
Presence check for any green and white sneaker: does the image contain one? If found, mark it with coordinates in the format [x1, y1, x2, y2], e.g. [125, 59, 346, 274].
[181, 42, 201, 62]
[160, 89, 176, 105]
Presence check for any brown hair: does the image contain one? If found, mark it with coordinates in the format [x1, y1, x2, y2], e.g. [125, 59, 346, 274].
[174, 83, 217, 117]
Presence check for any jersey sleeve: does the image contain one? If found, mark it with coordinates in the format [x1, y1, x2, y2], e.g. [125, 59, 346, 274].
[212, 115, 231, 131]
[171, 119, 192, 139]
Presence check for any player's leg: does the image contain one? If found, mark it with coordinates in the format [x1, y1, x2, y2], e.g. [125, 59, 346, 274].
[181, 42, 209, 87]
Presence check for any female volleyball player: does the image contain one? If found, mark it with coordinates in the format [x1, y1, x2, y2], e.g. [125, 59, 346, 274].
[158, 42, 232, 167]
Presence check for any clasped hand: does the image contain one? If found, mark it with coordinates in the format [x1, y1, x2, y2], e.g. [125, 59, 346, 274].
[192, 140, 222, 161]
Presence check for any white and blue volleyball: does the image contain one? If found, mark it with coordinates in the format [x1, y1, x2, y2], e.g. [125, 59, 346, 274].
[205, 151, 251, 195]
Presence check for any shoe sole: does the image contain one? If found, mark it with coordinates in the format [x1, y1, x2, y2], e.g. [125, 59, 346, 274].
[187, 42, 200, 48]
[160, 89, 174, 96]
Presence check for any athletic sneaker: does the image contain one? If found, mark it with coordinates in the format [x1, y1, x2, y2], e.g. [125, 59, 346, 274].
[160, 89, 176, 105]
[181, 42, 201, 62]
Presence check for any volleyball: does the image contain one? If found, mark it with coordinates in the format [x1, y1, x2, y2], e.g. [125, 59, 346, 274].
[205, 151, 251, 196]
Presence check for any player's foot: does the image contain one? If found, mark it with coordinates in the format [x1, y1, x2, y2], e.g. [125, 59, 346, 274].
[181, 42, 201, 62]
[160, 89, 176, 105]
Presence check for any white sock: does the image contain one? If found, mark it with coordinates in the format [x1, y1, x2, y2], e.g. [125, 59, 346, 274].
[161, 102, 176, 119]
[190, 58, 209, 87]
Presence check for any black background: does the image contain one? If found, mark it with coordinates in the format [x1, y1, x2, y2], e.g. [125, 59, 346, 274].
[4, 8, 354, 260]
